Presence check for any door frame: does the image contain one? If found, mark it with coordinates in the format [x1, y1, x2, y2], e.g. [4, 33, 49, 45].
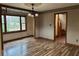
[54, 12, 68, 44]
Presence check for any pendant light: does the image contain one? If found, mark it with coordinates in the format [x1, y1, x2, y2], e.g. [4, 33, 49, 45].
[28, 3, 38, 17]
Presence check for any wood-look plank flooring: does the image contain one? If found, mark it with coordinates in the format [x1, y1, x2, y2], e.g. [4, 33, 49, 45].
[3, 37, 79, 56]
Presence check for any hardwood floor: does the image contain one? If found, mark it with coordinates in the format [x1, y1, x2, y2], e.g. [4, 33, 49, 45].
[55, 36, 65, 44]
[3, 37, 79, 56]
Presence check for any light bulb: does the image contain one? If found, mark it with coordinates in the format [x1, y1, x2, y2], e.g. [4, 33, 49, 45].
[35, 13, 38, 16]
[31, 15, 34, 17]
[28, 13, 31, 16]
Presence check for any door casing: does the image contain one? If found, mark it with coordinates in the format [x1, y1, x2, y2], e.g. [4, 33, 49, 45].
[54, 12, 68, 44]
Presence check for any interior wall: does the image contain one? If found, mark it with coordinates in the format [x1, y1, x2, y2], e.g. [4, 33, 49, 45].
[3, 16, 34, 41]
[37, 9, 79, 45]
[38, 13, 54, 40]
[67, 9, 79, 45]
[59, 14, 66, 30]
[35, 16, 40, 38]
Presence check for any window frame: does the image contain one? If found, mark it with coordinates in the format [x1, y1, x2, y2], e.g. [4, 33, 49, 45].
[2, 14, 27, 34]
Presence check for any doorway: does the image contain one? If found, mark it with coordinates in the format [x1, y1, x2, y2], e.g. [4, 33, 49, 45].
[54, 12, 67, 44]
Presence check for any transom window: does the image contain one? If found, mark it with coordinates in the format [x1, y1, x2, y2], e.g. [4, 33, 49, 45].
[2, 15, 27, 33]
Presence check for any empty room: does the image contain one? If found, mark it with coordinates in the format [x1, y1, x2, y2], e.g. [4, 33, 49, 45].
[0, 3, 79, 56]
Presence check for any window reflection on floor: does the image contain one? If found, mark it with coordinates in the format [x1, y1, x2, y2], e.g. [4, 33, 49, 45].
[4, 42, 28, 56]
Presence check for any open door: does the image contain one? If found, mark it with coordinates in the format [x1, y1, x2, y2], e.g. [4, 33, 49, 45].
[54, 12, 67, 44]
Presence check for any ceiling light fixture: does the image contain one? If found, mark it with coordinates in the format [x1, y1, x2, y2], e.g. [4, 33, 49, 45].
[28, 3, 38, 17]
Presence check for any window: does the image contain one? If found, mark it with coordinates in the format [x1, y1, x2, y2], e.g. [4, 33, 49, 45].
[2, 15, 5, 32]
[2, 15, 26, 33]
[6, 16, 20, 32]
[21, 17, 26, 30]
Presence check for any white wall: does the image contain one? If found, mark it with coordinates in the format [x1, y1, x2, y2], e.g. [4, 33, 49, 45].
[3, 16, 34, 41]
[35, 16, 40, 38]
[67, 9, 79, 45]
[38, 13, 54, 40]
[37, 9, 79, 45]
[59, 14, 66, 30]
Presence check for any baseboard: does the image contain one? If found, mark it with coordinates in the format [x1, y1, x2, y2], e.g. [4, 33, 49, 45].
[35, 37, 54, 41]
[66, 43, 79, 47]
[3, 35, 33, 43]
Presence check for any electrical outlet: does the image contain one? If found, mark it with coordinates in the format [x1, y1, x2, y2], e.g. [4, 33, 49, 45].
[49, 24, 52, 26]
[76, 39, 78, 43]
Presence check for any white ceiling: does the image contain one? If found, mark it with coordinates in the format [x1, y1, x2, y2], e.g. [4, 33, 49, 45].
[2, 3, 79, 12]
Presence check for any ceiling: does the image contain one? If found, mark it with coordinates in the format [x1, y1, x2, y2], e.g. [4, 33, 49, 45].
[2, 3, 79, 12]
